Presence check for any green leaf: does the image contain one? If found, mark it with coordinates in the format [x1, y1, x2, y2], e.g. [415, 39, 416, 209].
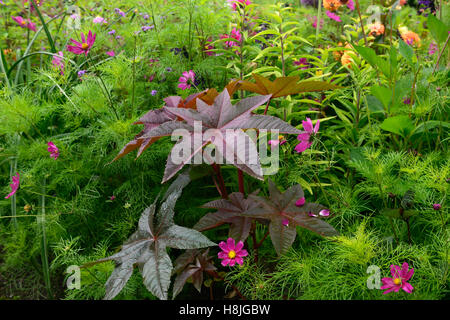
[380, 115, 415, 138]
[366, 95, 385, 113]
[353, 45, 390, 79]
[398, 39, 415, 66]
[427, 14, 450, 43]
[30, 0, 56, 53]
[370, 86, 391, 110]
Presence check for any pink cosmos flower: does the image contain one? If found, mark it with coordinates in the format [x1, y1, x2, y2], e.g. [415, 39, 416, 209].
[428, 42, 437, 55]
[227, 0, 251, 10]
[294, 118, 320, 153]
[268, 135, 287, 148]
[220, 28, 242, 48]
[347, 0, 355, 11]
[67, 30, 96, 57]
[93, 16, 107, 24]
[12, 16, 36, 31]
[52, 51, 64, 75]
[218, 238, 248, 266]
[309, 16, 323, 29]
[178, 70, 195, 90]
[106, 50, 115, 57]
[282, 218, 290, 227]
[47, 141, 59, 159]
[326, 11, 342, 22]
[5, 173, 20, 199]
[433, 203, 441, 210]
[295, 197, 306, 207]
[380, 262, 414, 294]
[293, 57, 310, 70]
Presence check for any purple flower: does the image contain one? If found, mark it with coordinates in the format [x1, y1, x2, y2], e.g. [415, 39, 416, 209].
[116, 35, 123, 40]
[151, 90, 157, 96]
[141, 25, 154, 32]
[433, 203, 441, 210]
[106, 50, 115, 57]
[326, 10, 341, 22]
[114, 8, 126, 17]
[403, 97, 411, 105]
[282, 218, 290, 227]
[108, 29, 116, 35]
[5, 172, 20, 199]
[78, 70, 87, 80]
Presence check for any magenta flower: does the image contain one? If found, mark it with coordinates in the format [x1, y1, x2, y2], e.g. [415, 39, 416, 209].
[106, 50, 115, 57]
[5, 173, 20, 199]
[293, 57, 310, 70]
[282, 218, 290, 227]
[433, 203, 441, 210]
[380, 263, 414, 294]
[326, 11, 342, 22]
[309, 16, 323, 29]
[142, 25, 154, 31]
[12, 16, 36, 31]
[347, 0, 355, 11]
[227, 0, 251, 10]
[52, 51, 64, 75]
[47, 141, 59, 159]
[428, 42, 437, 55]
[218, 238, 248, 267]
[220, 28, 242, 48]
[110, 195, 116, 201]
[308, 209, 330, 217]
[294, 118, 320, 153]
[67, 30, 96, 56]
[178, 70, 195, 90]
[295, 197, 306, 207]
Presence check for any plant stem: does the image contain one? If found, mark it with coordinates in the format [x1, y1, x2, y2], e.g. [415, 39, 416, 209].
[207, 270, 246, 300]
[39, 177, 53, 298]
[433, 33, 450, 74]
[238, 169, 245, 194]
[355, 0, 368, 46]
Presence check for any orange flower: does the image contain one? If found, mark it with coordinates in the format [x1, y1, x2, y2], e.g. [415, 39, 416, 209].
[368, 23, 385, 36]
[323, 0, 342, 12]
[401, 30, 421, 47]
[341, 45, 355, 68]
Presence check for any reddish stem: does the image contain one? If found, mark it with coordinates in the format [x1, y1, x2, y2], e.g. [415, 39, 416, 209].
[207, 270, 246, 300]
[212, 163, 228, 199]
[238, 169, 245, 194]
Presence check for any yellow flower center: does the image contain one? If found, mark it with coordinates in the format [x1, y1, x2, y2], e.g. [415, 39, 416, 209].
[393, 278, 402, 285]
[278, 135, 285, 140]
[81, 43, 89, 50]
[228, 250, 236, 259]
[21, 20, 26, 25]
